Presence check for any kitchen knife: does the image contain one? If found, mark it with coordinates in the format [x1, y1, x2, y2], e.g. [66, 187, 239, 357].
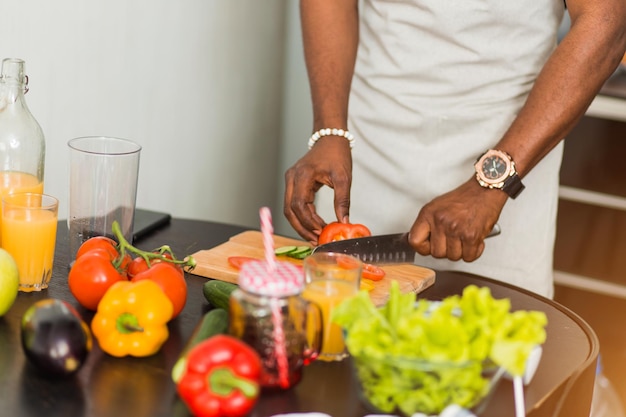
[312, 224, 501, 264]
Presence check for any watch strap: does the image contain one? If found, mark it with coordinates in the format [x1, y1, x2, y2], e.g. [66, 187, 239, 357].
[502, 173, 525, 199]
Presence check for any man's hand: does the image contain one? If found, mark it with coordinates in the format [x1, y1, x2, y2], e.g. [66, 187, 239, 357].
[408, 178, 508, 262]
[283, 137, 353, 243]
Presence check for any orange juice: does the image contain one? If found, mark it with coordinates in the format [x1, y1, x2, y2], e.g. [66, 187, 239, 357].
[2, 194, 57, 292]
[0, 172, 44, 246]
[302, 279, 358, 361]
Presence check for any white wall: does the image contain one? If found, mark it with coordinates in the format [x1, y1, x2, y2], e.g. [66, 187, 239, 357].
[0, 2, 572, 240]
[0, 0, 289, 230]
[275, 0, 312, 237]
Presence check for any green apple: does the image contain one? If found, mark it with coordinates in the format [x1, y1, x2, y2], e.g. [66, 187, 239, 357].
[0, 248, 19, 316]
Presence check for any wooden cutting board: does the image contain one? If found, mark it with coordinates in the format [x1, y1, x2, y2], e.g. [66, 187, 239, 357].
[187, 231, 436, 307]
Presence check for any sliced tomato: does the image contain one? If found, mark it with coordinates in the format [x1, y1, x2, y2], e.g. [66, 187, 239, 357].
[336, 256, 385, 282]
[362, 263, 386, 281]
[336, 254, 362, 270]
[227, 256, 259, 270]
[318, 222, 372, 245]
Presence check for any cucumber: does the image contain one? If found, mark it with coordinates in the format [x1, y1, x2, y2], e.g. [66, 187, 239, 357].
[274, 245, 297, 256]
[171, 307, 229, 383]
[274, 245, 312, 260]
[289, 246, 313, 259]
[203, 280, 238, 311]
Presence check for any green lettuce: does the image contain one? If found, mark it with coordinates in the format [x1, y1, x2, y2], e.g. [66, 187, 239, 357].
[331, 281, 547, 415]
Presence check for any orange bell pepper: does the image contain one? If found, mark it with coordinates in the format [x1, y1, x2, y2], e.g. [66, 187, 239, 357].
[91, 280, 173, 357]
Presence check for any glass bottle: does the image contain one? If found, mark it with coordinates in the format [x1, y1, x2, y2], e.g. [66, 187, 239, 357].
[229, 260, 322, 391]
[0, 58, 45, 246]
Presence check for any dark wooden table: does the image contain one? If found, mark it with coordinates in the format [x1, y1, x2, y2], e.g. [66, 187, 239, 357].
[0, 218, 598, 417]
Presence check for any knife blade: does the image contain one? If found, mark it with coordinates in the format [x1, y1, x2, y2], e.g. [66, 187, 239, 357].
[312, 224, 501, 264]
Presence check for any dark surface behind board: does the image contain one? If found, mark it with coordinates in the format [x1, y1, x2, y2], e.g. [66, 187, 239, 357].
[133, 208, 171, 241]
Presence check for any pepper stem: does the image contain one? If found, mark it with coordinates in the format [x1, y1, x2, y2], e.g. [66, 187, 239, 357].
[208, 367, 259, 399]
[110, 220, 196, 271]
[116, 312, 144, 334]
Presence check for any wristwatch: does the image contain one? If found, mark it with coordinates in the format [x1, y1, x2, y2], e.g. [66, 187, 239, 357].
[474, 149, 525, 199]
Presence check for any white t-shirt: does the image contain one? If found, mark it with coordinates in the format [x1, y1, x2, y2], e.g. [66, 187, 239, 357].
[318, 0, 566, 298]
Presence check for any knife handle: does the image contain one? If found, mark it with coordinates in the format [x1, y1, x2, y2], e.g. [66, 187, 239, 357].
[487, 224, 501, 238]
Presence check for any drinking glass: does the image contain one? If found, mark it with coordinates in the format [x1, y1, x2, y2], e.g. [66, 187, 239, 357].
[2, 193, 58, 292]
[302, 252, 362, 361]
[67, 136, 141, 264]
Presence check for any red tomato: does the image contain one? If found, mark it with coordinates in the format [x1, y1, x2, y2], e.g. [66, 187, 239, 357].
[362, 263, 386, 281]
[131, 262, 187, 318]
[68, 248, 127, 311]
[76, 236, 118, 259]
[76, 236, 131, 270]
[127, 254, 183, 280]
[227, 256, 259, 270]
[318, 222, 372, 245]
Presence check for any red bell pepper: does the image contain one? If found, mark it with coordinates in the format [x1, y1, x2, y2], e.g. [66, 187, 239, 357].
[177, 335, 262, 417]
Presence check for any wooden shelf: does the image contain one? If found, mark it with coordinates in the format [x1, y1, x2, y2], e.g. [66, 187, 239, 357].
[587, 95, 626, 122]
[560, 116, 626, 198]
[553, 73, 626, 410]
[555, 199, 626, 286]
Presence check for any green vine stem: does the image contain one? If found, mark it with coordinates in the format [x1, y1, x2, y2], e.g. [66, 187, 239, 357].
[111, 220, 196, 271]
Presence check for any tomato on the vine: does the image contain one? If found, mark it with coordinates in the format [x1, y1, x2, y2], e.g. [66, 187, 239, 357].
[68, 222, 195, 317]
[317, 222, 372, 245]
[76, 236, 131, 270]
[76, 236, 118, 259]
[131, 262, 187, 318]
[127, 253, 183, 280]
[68, 248, 127, 311]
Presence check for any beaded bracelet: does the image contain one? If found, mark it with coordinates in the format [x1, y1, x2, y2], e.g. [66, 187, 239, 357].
[307, 128, 355, 150]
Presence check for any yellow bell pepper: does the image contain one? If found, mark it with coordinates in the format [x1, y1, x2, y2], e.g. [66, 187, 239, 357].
[91, 279, 173, 357]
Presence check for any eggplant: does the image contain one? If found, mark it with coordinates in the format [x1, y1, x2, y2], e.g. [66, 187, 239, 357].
[21, 299, 92, 377]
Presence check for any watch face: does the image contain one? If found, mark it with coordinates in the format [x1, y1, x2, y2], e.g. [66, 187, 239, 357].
[481, 155, 508, 180]
[475, 150, 513, 187]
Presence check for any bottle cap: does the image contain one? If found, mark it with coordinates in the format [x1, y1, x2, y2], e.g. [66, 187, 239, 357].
[238, 260, 304, 297]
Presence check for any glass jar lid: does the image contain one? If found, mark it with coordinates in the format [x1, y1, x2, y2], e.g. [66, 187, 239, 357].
[238, 260, 304, 297]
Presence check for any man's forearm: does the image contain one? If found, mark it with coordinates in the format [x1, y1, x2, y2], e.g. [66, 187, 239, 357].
[300, 0, 359, 130]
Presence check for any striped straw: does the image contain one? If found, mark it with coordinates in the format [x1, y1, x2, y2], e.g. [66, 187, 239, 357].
[259, 207, 289, 387]
[271, 298, 290, 388]
[260, 206, 276, 274]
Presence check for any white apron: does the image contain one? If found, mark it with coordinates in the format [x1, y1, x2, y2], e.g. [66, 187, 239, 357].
[317, 0, 566, 298]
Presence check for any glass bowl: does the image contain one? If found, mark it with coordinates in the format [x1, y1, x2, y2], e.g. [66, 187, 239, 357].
[351, 351, 504, 416]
